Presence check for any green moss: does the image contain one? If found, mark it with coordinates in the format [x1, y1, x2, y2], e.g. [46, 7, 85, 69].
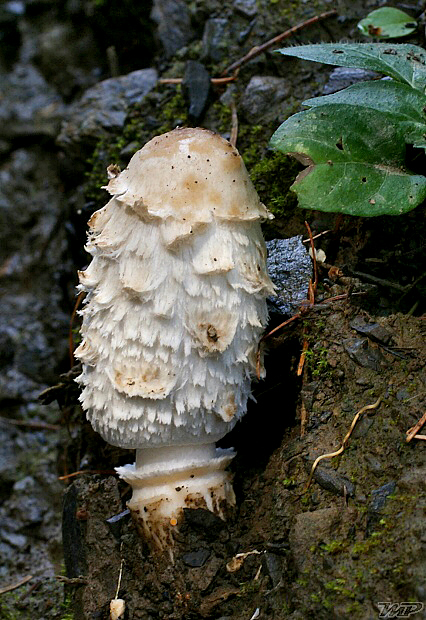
[249, 150, 301, 218]
[0, 593, 21, 620]
[319, 540, 347, 555]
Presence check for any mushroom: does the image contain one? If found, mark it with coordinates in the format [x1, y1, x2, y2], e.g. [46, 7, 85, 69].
[75, 127, 275, 550]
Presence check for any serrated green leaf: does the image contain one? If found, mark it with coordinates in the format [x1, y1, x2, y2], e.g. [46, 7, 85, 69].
[289, 163, 426, 216]
[276, 43, 426, 92]
[303, 80, 426, 126]
[358, 7, 417, 39]
[270, 104, 426, 216]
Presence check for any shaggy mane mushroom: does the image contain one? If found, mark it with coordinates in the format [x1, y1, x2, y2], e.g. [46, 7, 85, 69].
[75, 127, 275, 551]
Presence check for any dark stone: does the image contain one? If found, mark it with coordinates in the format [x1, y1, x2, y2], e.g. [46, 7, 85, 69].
[106, 508, 130, 540]
[350, 317, 394, 346]
[241, 76, 290, 124]
[366, 481, 396, 536]
[150, 0, 193, 58]
[264, 552, 283, 588]
[57, 68, 158, 156]
[312, 466, 355, 497]
[307, 409, 333, 431]
[343, 337, 384, 371]
[181, 548, 211, 567]
[182, 507, 226, 539]
[181, 60, 211, 123]
[202, 18, 230, 63]
[369, 481, 396, 513]
[266, 236, 312, 316]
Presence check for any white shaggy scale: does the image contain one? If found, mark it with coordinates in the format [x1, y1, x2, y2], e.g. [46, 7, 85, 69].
[75, 128, 275, 549]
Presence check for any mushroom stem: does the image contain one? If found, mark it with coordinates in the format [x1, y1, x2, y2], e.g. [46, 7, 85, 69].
[116, 443, 235, 550]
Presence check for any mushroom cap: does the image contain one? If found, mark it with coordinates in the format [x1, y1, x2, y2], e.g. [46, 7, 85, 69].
[105, 127, 272, 224]
[76, 128, 275, 449]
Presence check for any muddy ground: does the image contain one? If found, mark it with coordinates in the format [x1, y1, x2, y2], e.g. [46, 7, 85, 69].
[59, 288, 426, 620]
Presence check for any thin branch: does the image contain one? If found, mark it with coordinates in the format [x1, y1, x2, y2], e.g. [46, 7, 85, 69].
[222, 10, 337, 76]
[58, 469, 117, 481]
[158, 76, 236, 85]
[406, 411, 426, 443]
[0, 575, 33, 595]
[0, 417, 60, 431]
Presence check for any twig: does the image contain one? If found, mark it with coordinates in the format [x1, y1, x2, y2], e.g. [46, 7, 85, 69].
[158, 76, 236, 85]
[0, 575, 33, 595]
[406, 412, 426, 443]
[222, 10, 337, 76]
[349, 270, 407, 292]
[56, 576, 88, 585]
[296, 339, 309, 377]
[58, 469, 117, 481]
[0, 417, 60, 431]
[115, 553, 124, 600]
[305, 397, 381, 490]
[302, 230, 331, 243]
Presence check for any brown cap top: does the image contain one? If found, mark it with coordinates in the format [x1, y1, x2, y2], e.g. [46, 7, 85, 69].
[105, 127, 272, 224]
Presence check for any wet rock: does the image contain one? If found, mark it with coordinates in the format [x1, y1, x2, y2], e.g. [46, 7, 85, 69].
[0, 63, 65, 139]
[57, 68, 158, 156]
[182, 548, 211, 567]
[181, 60, 210, 123]
[241, 76, 290, 124]
[343, 337, 385, 371]
[202, 18, 230, 63]
[150, 0, 193, 58]
[266, 236, 312, 316]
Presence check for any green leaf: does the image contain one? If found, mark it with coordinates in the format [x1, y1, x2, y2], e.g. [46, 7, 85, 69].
[287, 163, 426, 216]
[270, 104, 426, 216]
[271, 104, 407, 165]
[303, 80, 426, 141]
[276, 43, 426, 92]
[358, 8, 417, 39]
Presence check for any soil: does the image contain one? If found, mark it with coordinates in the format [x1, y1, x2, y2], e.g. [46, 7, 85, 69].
[60, 291, 426, 620]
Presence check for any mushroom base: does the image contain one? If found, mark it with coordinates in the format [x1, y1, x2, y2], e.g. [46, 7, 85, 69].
[116, 443, 235, 551]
